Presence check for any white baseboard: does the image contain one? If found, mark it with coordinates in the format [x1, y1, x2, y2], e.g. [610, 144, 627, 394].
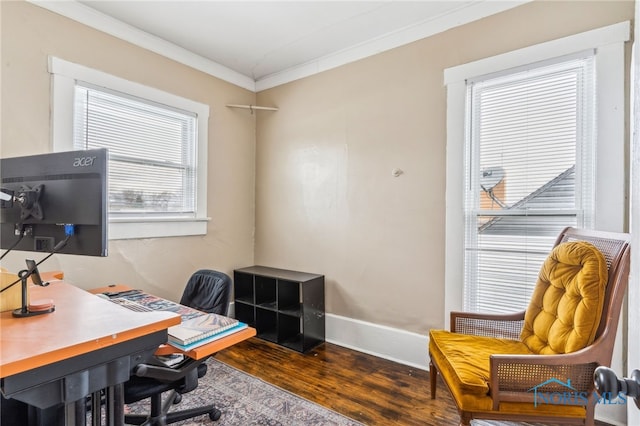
[325, 313, 429, 371]
[228, 302, 429, 369]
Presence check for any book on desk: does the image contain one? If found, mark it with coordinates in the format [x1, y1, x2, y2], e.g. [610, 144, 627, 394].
[168, 322, 248, 351]
[104, 289, 247, 350]
[168, 313, 241, 345]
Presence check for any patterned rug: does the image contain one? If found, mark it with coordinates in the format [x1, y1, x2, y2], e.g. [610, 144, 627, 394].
[125, 358, 364, 425]
[123, 359, 565, 426]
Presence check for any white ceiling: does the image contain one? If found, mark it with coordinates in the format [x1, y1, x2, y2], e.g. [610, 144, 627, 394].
[32, 1, 529, 91]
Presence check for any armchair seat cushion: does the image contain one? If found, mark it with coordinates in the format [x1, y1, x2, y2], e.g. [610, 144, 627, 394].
[429, 330, 587, 418]
[429, 329, 533, 396]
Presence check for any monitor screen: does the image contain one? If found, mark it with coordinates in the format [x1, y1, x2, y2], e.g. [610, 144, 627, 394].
[0, 149, 108, 256]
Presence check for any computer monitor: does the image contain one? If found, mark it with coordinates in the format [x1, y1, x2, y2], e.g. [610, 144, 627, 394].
[0, 149, 108, 257]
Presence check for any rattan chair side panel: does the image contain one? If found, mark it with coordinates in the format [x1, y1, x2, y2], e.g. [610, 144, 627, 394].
[454, 316, 524, 340]
[495, 361, 597, 394]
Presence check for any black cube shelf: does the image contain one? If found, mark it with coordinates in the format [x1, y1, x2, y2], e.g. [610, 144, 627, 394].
[233, 265, 325, 353]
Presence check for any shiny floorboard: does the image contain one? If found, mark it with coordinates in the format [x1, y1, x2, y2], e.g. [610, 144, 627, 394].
[216, 337, 459, 425]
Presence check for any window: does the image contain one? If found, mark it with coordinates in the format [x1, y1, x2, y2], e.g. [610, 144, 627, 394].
[74, 84, 197, 217]
[444, 22, 628, 323]
[464, 55, 594, 313]
[49, 57, 210, 239]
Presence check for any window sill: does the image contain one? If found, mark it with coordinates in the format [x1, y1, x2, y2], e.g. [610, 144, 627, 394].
[109, 217, 210, 240]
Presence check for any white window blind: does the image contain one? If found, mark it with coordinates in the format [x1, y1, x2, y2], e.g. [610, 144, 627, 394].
[464, 55, 595, 313]
[73, 83, 198, 218]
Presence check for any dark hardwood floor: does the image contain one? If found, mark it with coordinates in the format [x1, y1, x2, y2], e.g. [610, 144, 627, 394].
[215, 337, 614, 426]
[215, 337, 459, 425]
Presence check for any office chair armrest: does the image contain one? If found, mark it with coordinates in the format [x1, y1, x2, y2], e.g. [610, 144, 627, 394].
[133, 357, 204, 383]
[155, 344, 181, 356]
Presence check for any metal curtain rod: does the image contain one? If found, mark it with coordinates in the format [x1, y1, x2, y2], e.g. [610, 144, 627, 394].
[226, 104, 278, 111]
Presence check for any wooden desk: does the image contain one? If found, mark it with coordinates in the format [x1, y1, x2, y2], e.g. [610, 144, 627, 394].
[1, 281, 180, 377]
[0, 280, 180, 425]
[1, 278, 256, 425]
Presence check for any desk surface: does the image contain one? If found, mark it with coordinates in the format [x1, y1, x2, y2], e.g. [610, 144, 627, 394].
[89, 284, 257, 360]
[0, 280, 180, 378]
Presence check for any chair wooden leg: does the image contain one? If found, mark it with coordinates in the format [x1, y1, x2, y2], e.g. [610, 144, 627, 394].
[459, 411, 472, 426]
[429, 360, 437, 399]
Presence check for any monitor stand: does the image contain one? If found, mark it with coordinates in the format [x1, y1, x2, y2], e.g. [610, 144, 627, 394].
[12, 269, 54, 318]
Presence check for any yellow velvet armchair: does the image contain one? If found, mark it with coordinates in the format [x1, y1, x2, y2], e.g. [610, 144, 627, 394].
[429, 227, 631, 426]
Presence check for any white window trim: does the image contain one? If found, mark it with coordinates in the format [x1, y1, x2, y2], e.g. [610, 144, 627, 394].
[444, 21, 630, 327]
[48, 56, 210, 240]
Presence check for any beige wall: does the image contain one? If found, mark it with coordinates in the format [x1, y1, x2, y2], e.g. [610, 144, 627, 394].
[1, 0, 634, 334]
[255, 0, 634, 334]
[0, 1, 257, 302]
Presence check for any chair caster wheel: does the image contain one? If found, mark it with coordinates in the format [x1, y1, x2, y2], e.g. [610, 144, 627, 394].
[209, 409, 221, 421]
[172, 393, 182, 404]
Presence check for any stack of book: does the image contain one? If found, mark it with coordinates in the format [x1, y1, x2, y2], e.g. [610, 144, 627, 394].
[167, 313, 247, 350]
[106, 289, 247, 350]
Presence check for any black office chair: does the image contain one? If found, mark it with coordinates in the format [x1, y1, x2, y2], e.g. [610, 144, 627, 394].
[123, 270, 232, 425]
[180, 269, 232, 315]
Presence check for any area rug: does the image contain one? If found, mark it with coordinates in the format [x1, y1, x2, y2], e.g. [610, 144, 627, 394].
[125, 358, 365, 425]
[123, 359, 563, 426]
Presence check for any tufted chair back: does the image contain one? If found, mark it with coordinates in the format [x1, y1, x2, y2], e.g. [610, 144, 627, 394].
[520, 241, 608, 354]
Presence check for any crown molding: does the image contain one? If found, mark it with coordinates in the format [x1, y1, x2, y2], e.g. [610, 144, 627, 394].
[29, 0, 530, 93]
[254, 0, 532, 91]
[28, 0, 256, 92]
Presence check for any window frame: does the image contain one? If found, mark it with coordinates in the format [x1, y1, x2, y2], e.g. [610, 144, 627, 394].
[49, 56, 210, 240]
[463, 54, 595, 313]
[444, 21, 629, 327]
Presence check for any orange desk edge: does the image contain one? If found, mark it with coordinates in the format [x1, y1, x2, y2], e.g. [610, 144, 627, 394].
[0, 281, 180, 378]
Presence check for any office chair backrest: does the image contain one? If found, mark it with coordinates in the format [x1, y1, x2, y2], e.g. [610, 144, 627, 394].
[179, 269, 232, 315]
